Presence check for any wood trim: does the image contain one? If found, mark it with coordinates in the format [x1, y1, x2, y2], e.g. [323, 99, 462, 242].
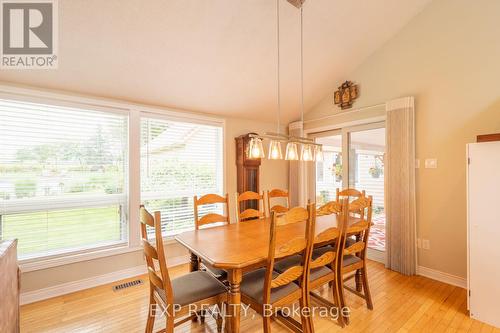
[477, 133, 500, 142]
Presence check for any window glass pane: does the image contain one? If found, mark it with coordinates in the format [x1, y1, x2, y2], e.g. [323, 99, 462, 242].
[0, 99, 128, 259]
[348, 127, 386, 251]
[315, 135, 342, 206]
[140, 117, 223, 236]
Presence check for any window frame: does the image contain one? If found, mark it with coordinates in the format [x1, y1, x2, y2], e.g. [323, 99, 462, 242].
[0, 84, 226, 272]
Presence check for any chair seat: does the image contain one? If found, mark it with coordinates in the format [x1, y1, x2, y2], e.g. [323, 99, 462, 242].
[156, 271, 227, 306]
[241, 268, 300, 304]
[343, 254, 362, 267]
[310, 266, 333, 281]
[202, 260, 227, 279]
[273, 255, 302, 273]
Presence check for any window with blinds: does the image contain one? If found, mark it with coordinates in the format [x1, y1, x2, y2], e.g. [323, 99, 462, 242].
[0, 99, 128, 260]
[140, 116, 223, 236]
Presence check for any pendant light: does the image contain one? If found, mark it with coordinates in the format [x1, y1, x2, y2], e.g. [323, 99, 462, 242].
[315, 145, 324, 161]
[249, 137, 265, 159]
[294, 5, 311, 161]
[301, 144, 314, 161]
[269, 0, 283, 160]
[285, 142, 299, 160]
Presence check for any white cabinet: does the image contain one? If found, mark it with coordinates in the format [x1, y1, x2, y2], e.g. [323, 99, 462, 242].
[467, 141, 500, 328]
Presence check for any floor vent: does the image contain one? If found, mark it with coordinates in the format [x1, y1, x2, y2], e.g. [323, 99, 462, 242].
[112, 279, 143, 292]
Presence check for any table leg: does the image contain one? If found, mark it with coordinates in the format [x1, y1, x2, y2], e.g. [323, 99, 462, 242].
[190, 252, 199, 272]
[228, 269, 242, 333]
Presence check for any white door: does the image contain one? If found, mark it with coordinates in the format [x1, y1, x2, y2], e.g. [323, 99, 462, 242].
[468, 141, 500, 328]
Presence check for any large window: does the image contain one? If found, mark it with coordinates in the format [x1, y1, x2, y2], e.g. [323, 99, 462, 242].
[140, 116, 223, 236]
[0, 99, 128, 260]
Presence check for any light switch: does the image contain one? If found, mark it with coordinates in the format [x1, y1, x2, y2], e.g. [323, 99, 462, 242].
[415, 159, 420, 168]
[425, 158, 438, 168]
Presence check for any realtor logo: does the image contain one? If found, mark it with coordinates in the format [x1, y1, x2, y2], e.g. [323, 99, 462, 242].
[1, 0, 58, 69]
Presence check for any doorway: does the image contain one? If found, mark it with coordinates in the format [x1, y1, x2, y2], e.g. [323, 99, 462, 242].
[313, 122, 386, 256]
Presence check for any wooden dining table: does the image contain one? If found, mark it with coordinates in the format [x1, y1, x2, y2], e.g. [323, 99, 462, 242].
[175, 213, 359, 333]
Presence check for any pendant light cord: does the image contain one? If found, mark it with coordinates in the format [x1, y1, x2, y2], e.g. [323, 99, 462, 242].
[276, 0, 281, 135]
[300, 5, 304, 125]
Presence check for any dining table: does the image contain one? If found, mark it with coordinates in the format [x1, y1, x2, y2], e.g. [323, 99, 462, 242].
[174, 213, 361, 333]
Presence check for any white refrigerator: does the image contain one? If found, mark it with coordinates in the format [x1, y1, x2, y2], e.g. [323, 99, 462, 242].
[467, 141, 500, 328]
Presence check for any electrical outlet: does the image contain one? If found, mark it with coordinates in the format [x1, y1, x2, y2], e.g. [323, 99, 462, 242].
[422, 239, 430, 250]
[417, 238, 422, 248]
[425, 158, 438, 169]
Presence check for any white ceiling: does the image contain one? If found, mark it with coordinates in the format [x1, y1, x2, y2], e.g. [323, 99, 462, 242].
[0, 0, 432, 123]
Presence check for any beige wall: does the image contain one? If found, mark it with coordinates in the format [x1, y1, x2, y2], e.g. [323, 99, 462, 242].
[15, 91, 288, 293]
[305, 0, 500, 278]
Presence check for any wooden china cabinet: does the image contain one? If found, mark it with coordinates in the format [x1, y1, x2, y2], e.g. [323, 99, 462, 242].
[235, 133, 261, 211]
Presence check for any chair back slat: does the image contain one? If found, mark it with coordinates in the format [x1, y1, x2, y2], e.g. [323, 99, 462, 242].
[309, 251, 336, 270]
[317, 201, 342, 216]
[196, 193, 227, 205]
[343, 241, 366, 255]
[267, 189, 290, 216]
[236, 191, 265, 222]
[147, 267, 164, 291]
[198, 213, 228, 226]
[142, 240, 159, 260]
[271, 266, 304, 288]
[194, 193, 230, 229]
[276, 206, 308, 226]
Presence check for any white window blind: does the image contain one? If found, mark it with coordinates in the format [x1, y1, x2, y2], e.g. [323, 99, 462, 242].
[140, 116, 223, 236]
[0, 99, 128, 260]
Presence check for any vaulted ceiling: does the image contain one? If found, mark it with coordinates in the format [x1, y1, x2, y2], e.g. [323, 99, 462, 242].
[0, 0, 432, 123]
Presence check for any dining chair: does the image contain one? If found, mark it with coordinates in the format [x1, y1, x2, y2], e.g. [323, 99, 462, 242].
[240, 204, 316, 333]
[140, 205, 228, 333]
[274, 199, 349, 329]
[266, 189, 290, 216]
[336, 188, 366, 219]
[235, 191, 266, 222]
[338, 195, 374, 324]
[193, 193, 230, 281]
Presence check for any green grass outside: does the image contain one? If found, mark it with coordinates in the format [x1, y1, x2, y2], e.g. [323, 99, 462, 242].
[1, 206, 122, 258]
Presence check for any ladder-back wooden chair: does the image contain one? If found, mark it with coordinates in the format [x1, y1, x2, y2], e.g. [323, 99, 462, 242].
[240, 204, 316, 333]
[140, 206, 228, 333]
[266, 189, 290, 216]
[194, 193, 230, 229]
[338, 196, 374, 324]
[307, 197, 349, 328]
[193, 193, 230, 280]
[275, 199, 349, 329]
[235, 191, 266, 222]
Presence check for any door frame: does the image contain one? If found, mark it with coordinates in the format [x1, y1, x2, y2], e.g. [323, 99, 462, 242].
[307, 121, 387, 264]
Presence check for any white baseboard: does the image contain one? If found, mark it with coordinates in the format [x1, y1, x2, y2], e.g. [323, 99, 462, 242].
[417, 265, 467, 289]
[20, 255, 190, 305]
[367, 248, 386, 264]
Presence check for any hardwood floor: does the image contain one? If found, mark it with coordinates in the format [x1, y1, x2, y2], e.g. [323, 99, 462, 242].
[20, 261, 499, 333]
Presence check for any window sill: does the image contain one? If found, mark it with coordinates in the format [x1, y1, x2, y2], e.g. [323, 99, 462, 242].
[19, 244, 143, 273]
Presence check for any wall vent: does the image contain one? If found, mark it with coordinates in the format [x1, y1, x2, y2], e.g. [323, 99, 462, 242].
[112, 279, 143, 292]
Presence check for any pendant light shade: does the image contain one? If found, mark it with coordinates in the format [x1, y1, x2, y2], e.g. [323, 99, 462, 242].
[268, 140, 283, 160]
[285, 142, 299, 160]
[315, 145, 323, 162]
[301, 144, 314, 161]
[249, 137, 265, 159]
